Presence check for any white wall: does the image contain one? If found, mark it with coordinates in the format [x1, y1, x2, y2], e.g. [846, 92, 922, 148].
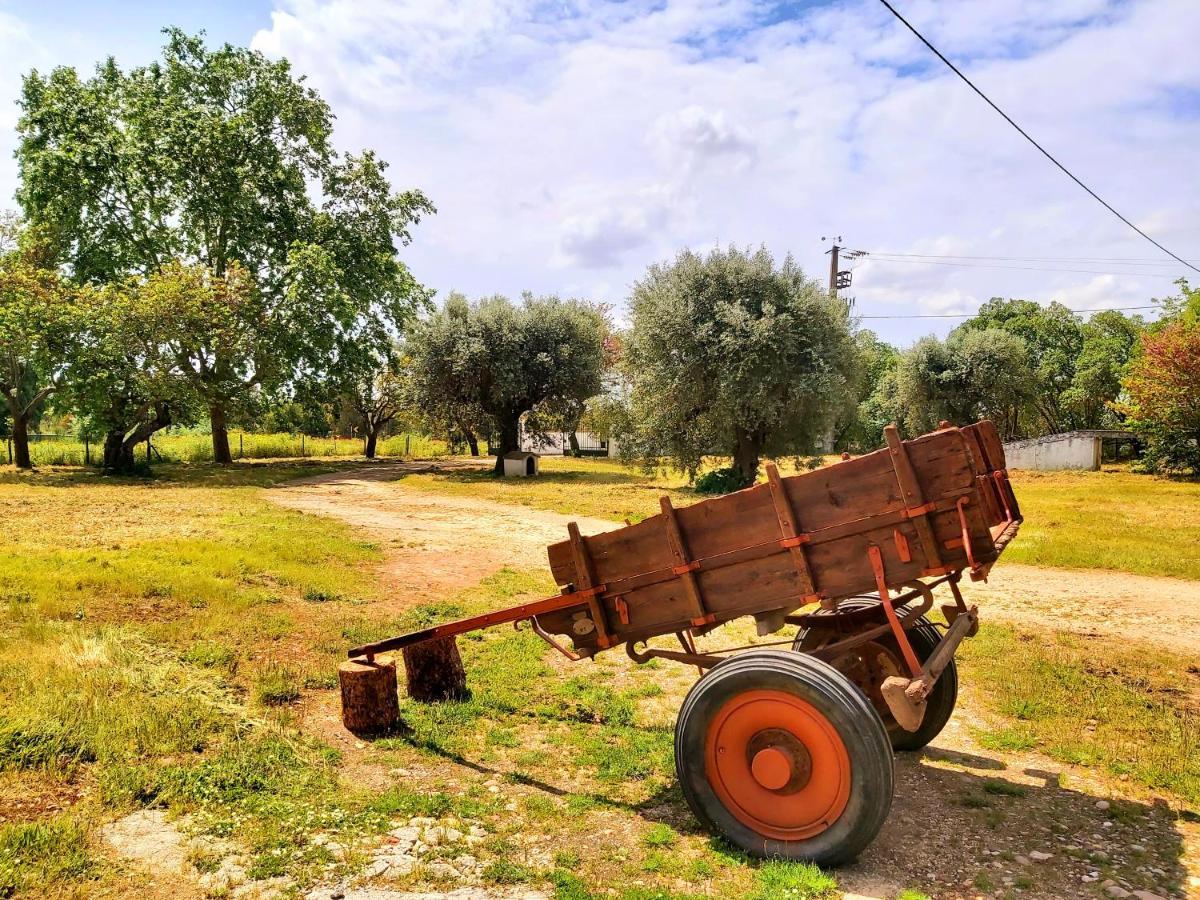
[1003, 434, 1101, 471]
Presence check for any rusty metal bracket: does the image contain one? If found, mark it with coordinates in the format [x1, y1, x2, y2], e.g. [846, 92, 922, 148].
[867, 544, 924, 678]
[626, 640, 724, 670]
[955, 496, 979, 571]
[516, 617, 582, 661]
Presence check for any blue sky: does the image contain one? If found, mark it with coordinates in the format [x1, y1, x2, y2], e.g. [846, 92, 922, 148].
[2, 0, 1197, 344]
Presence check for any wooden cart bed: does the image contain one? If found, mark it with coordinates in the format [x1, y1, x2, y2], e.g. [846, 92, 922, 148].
[537, 421, 1020, 656]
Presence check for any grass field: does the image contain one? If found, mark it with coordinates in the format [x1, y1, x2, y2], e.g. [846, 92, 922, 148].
[385, 456, 1200, 580]
[1, 457, 1197, 896]
[9, 430, 448, 467]
[0, 463, 846, 898]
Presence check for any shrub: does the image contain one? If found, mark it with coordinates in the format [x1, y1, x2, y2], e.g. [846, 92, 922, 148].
[695, 466, 752, 495]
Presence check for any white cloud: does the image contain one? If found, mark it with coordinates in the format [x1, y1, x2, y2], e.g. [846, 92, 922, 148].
[0, 0, 1196, 344]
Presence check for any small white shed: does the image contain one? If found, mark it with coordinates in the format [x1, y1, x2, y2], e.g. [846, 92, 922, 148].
[502, 450, 540, 477]
[1002, 430, 1136, 471]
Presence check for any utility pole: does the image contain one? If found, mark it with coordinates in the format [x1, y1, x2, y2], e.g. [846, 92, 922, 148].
[822, 236, 855, 308]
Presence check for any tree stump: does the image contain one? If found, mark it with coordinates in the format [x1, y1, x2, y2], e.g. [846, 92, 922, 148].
[339, 655, 400, 734]
[402, 636, 469, 703]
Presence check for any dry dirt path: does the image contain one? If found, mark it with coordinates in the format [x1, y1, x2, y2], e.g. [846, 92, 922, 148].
[268, 460, 619, 609]
[960, 564, 1200, 657]
[267, 463, 1199, 900]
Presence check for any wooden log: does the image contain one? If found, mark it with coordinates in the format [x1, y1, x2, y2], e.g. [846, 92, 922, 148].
[339, 655, 400, 734]
[401, 636, 469, 703]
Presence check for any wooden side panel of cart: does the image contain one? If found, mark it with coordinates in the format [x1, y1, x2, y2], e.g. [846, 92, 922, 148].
[538, 423, 1017, 655]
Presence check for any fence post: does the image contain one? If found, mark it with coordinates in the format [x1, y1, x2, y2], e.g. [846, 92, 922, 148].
[405, 434, 411, 457]
[301, 434, 306, 457]
[6, 437, 11, 465]
[239, 433, 244, 459]
[85, 436, 90, 466]
[146, 436, 152, 462]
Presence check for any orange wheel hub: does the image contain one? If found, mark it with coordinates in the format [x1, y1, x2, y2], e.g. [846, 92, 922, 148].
[704, 689, 851, 840]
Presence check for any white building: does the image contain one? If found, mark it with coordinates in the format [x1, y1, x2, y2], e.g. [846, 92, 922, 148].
[1002, 430, 1136, 471]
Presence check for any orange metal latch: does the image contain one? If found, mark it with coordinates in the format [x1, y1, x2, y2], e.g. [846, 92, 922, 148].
[955, 496, 979, 571]
[867, 544, 924, 678]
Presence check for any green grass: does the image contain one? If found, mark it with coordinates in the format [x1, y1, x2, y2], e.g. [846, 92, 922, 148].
[383, 454, 701, 524]
[0, 815, 92, 896]
[959, 624, 1200, 803]
[3, 453, 1194, 896]
[11, 430, 448, 467]
[1002, 467, 1200, 579]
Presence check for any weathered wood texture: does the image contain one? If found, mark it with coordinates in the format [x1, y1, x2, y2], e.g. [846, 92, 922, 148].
[402, 636, 469, 702]
[539, 421, 1019, 656]
[339, 655, 401, 733]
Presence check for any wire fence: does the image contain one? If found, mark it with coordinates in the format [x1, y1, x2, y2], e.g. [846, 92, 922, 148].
[6, 431, 450, 467]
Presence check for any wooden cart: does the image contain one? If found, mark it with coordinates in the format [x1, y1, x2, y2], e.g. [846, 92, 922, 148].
[349, 420, 1021, 865]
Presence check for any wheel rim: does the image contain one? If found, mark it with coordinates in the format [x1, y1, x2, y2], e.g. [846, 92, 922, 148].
[704, 689, 851, 840]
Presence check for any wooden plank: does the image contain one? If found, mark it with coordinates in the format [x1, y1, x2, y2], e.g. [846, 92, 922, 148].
[567, 522, 613, 647]
[883, 424, 944, 570]
[765, 462, 817, 598]
[659, 496, 713, 624]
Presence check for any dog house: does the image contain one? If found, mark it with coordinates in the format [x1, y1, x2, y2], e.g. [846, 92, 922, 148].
[502, 451, 540, 477]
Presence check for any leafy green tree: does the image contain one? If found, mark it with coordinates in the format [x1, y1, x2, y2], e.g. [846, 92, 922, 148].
[955, 299, 1084, 434]
[341, 347, 406, 459]
[622, 247, 855, 483]
[894, 328, 1034, 439]
[1062, 310, 1143, 428]
[407, 293, 608, 474]
[1155, 279, 1200, 327]
[835, 329, 899, 451]
[17, 29, 431, 463]
[62, 271, 200, 473]
[0, 216, 75, 469]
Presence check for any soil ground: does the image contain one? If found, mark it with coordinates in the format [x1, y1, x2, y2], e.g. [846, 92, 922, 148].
[266, 462, 1200, 900]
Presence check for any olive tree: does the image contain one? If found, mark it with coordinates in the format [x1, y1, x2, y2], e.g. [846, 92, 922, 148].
[622, 246, 855, 483]
[407, 293, 608, 473]
[17, 29, 431, 463]
[893, 328, 1034, 439]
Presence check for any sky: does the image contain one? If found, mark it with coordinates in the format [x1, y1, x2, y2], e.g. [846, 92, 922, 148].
[1, 0, 1197, 344]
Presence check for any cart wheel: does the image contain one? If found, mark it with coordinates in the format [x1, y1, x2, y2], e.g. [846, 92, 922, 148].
[675, 649, 893, 866]
[793, 600, 958, 753]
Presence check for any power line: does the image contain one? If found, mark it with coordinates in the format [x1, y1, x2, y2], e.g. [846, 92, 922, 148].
[859, 251, 1182, 266]
[875, 0, 1200, 275]
[854, 255, 1182, 278]
[859, 304, 1161, 320]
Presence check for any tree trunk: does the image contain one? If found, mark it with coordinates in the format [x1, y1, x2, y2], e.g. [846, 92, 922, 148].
[102, 430, 136, 473]
[732, 429, 762, 485]
[402, 637, 469, 702]
[101, 403, 174, 474]
[210, 403, 233, 465]
[339, 655, 400, 734]
[464, 430, 480, 457]
[10, 412, 31, 470]
[492, 414, 521, 475]
[568, 431, 580, 455]
[364, 428, 378, 459]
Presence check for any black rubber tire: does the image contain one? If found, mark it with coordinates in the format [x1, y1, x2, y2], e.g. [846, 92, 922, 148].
[793, 600, 958, 753]
[674, 650, 893, 866]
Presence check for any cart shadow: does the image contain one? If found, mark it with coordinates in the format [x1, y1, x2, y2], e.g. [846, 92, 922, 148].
[383, 727, 1189, 896]
[844, 749, 1187, 898]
